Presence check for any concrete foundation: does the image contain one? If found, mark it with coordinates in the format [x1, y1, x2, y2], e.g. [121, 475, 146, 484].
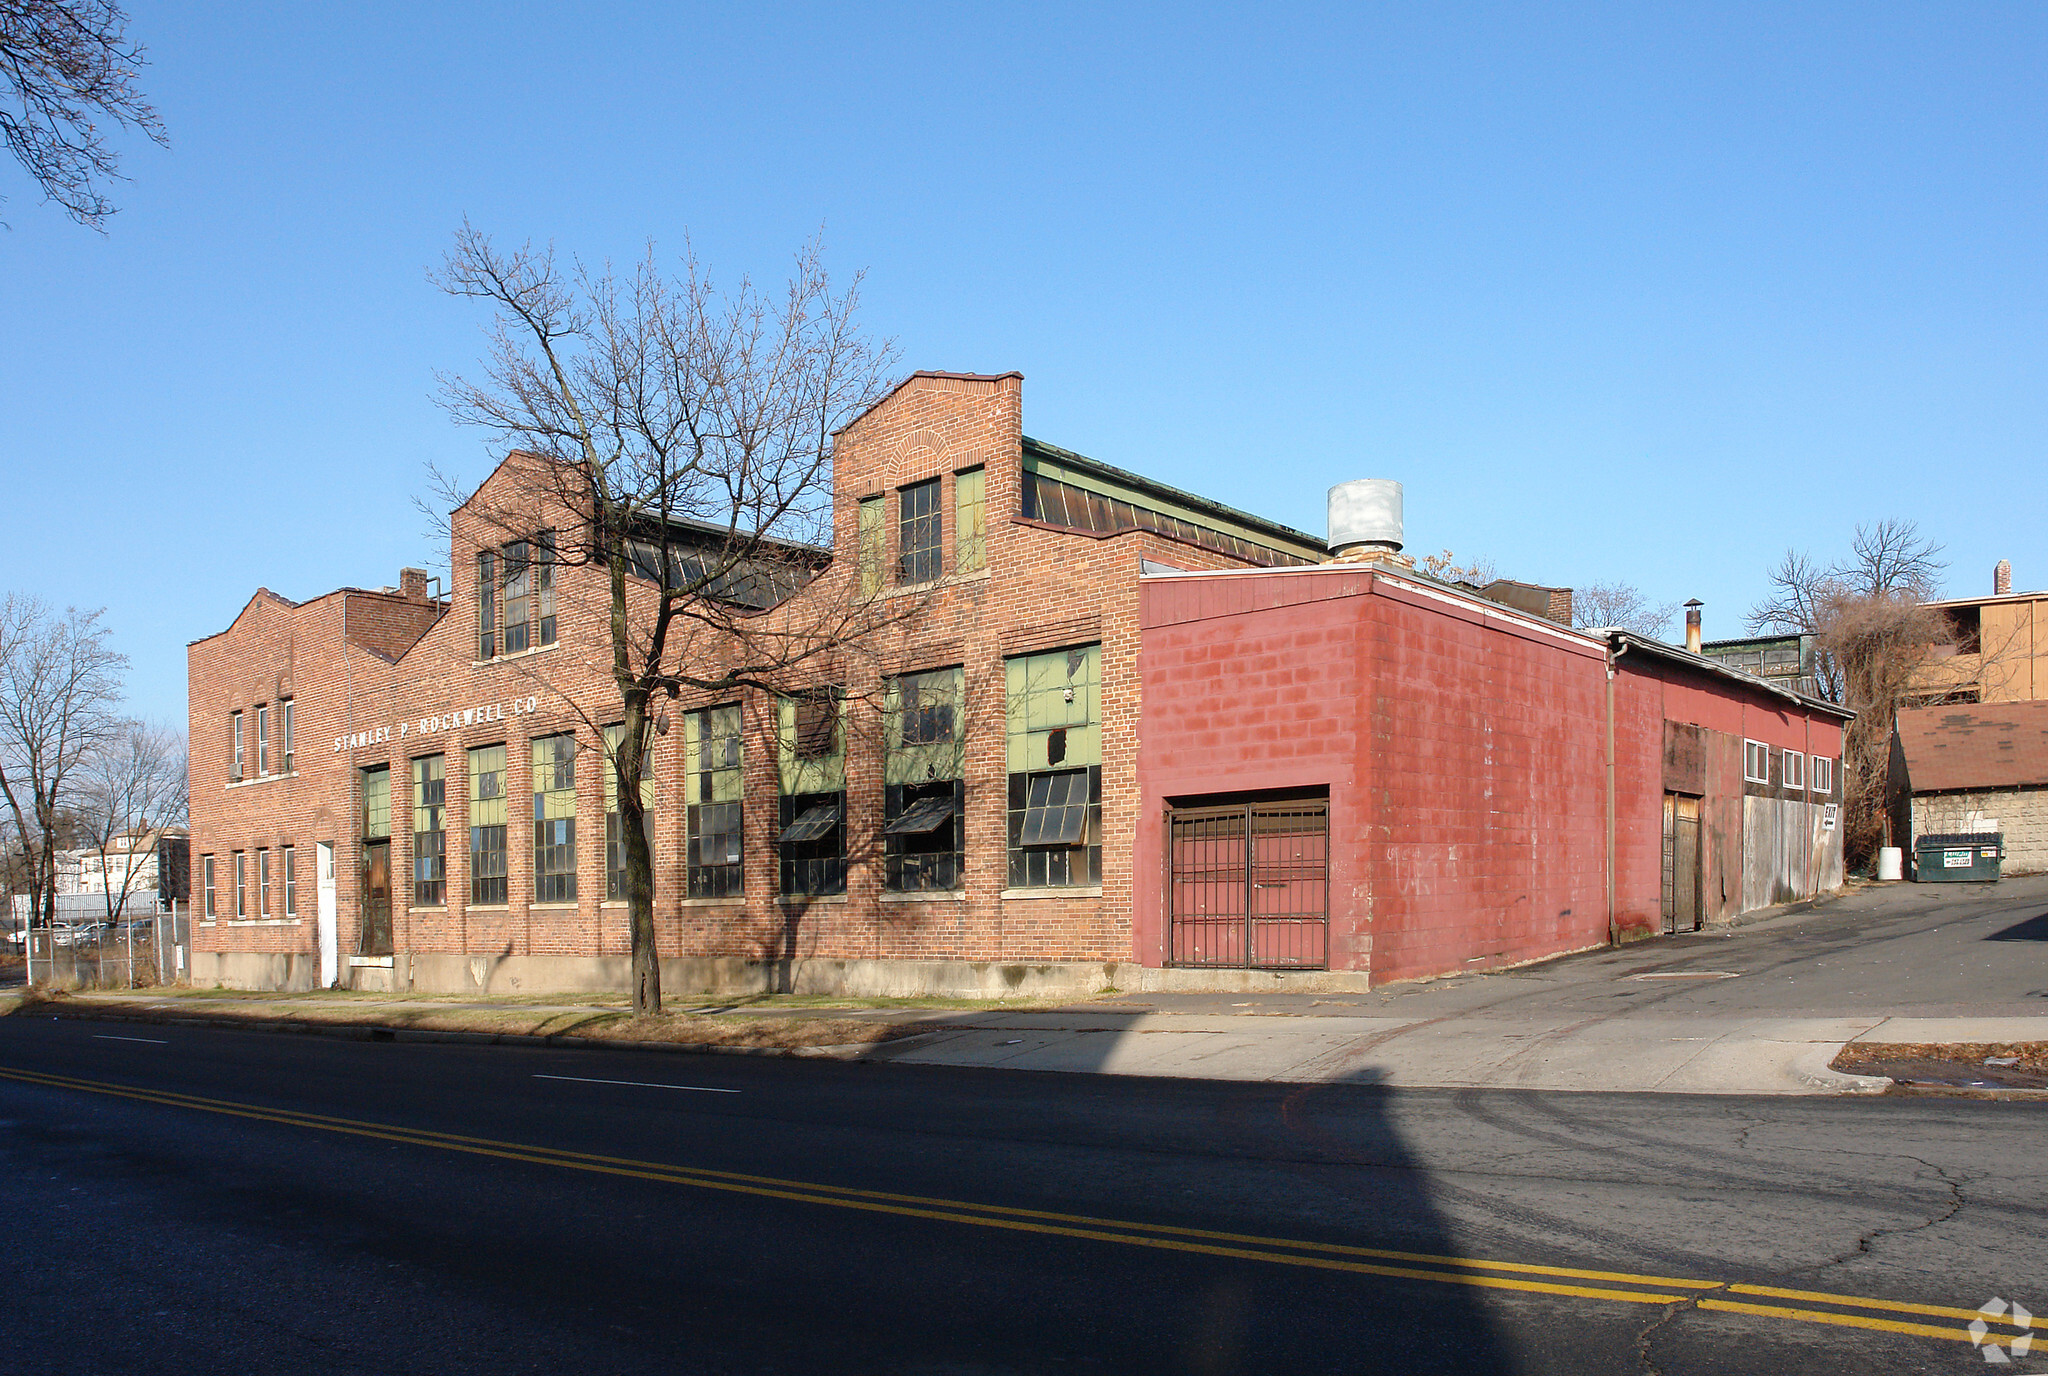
[183, 950, 1384, 998]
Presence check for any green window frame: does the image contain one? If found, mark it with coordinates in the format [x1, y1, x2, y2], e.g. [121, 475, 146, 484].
[955, 467, 986, 574]
[603, 722, 654, 902]
[777, 688, 846, 897]
[532, 733, 577, 904]
[686, 705, 744, 898]
[884, 667, 965, 892]
[413, 754, 446, 906]
[1005, 644, 1102, 888]
[361, 766, 390, 841]
[469, 744, 507, 904]
[857, 496, 885, 596]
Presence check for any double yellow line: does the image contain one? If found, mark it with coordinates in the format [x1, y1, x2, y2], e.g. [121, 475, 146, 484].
[0, 1064, 2033, 1349]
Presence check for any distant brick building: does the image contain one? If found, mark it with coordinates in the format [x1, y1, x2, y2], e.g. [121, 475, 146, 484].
[1889, 700, 2048, 874]
[188, 372, 1324, 994]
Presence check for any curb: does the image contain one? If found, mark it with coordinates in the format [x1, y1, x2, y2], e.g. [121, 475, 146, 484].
[22, 1005, 879, 1061]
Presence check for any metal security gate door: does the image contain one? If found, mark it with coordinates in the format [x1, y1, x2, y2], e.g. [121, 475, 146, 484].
[1661, 793, 1701, 935]
[1168, 801, 1328, 969]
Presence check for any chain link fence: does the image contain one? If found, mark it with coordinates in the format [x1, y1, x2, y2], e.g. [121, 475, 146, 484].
[10, 894, 190, 989]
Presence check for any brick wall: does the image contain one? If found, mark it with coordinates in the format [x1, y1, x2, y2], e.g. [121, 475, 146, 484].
[1912, 788, 2048, 873]
[1135, 567, 1852, 987]
[191, 372, 1286, 985]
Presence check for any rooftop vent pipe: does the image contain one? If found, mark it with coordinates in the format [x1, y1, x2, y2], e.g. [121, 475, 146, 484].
[1327, 479, 1403, 560]
[1684, 599, 1703, 654]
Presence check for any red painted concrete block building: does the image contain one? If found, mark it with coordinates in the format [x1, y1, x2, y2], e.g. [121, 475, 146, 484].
[1134, 561, 1849, 987]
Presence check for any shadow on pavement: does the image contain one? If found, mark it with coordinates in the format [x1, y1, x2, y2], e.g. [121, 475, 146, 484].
[1986, 911, 2048, 942]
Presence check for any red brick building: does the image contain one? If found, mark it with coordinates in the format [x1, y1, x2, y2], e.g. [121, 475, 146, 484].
[1133, 561, 1850, 985]
[188, 372, 1327, 994]
[189, 371, 1851, 996]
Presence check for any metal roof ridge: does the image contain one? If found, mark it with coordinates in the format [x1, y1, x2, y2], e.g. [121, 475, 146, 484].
[1022, 436, 1324, 550]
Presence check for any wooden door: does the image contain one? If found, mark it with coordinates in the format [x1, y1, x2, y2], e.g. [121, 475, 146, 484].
[360, 841, 393, 957]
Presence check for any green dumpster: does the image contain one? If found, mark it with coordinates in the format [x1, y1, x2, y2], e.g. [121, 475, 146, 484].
[1913, 832, 2004, 882]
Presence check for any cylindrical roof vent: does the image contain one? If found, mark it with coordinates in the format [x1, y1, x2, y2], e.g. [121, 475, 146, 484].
[1327, 479, 1404, 555]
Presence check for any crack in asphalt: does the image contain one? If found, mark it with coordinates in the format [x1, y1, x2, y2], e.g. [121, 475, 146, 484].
[1632, 1278, 1738, 1376]
[1794, 1154, 1970, 1279]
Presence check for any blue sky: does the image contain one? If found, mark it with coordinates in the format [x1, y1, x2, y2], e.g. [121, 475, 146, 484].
[2, 2, 2043, 727]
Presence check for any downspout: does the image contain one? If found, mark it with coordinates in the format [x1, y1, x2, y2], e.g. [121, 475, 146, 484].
[1606, 636, 1630, 947]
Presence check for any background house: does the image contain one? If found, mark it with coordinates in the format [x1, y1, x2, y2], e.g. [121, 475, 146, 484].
[1889, 699, 2048, 874]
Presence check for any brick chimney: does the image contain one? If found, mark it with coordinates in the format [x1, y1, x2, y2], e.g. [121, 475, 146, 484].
[1995, 559, 2012, 596]
[400, 567, 430, 601]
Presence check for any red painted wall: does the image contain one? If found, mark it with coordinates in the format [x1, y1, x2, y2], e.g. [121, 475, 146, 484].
[1136, 565, 1847, 985]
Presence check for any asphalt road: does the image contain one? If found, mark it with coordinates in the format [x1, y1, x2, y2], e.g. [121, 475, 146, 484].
[1, 1016, 2042, 1374]
[1097, 873, 2048, 1022]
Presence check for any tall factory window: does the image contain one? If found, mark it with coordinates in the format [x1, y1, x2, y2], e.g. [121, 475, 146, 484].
[280, 699, 294, 772]
[257, 848, 271, 916]
[360, 766, 390, 841]
[477, 550, 497, 660]
[857, 496, 884, 596]
[686, 706, 744, 898]
[898, 478, 942, 585]
[777, 688, 846, 897]
[283, 846, 296, 917]
[468, 744, 507, 904]
[603, 722, 654, 902]
[256, 704, 270, 776]
[413, 755, 446, 905]
[230, 711, 244, 782]
[535, 529, 557, 646]
[503, 541, 533, 655]
[883, 667, 964, 892]
[233, 851, 246, 919]
[532, 733, 577, 903]
[954, 468, 986, 574]
[1005, 644, 1101, 888]
[202, 855, 216, 919]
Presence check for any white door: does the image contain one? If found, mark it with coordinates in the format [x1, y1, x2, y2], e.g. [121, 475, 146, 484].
[316, 841, 338, 988]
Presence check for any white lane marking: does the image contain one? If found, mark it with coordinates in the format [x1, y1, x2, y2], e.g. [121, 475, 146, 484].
[533, 1073, 739, 1094]
[92, 1034, 169, 1045]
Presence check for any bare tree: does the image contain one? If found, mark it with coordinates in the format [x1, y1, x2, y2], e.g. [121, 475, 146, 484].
[1, 0, 165, 228]
[73, 719, 185, 923]
[1746, 521, 1950, 864]
[1418, 549, 1499, 585]
[1820, 591, 1946, 860]
[1573, 581, 1681, 639]
[430, 227, 900, 1014]
[0, 596, 128, 929]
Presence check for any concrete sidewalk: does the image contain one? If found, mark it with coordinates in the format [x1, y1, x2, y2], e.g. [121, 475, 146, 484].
[29, 875, 2048, 1095]
[856, 1008, 2048, 1093]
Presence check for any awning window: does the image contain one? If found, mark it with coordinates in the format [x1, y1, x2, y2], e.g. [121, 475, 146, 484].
[882, 796, 955, 837]
[778, 802, 840, 845]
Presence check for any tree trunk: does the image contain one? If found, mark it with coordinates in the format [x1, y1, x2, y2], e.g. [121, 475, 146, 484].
[619, 693, 661, 1016]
